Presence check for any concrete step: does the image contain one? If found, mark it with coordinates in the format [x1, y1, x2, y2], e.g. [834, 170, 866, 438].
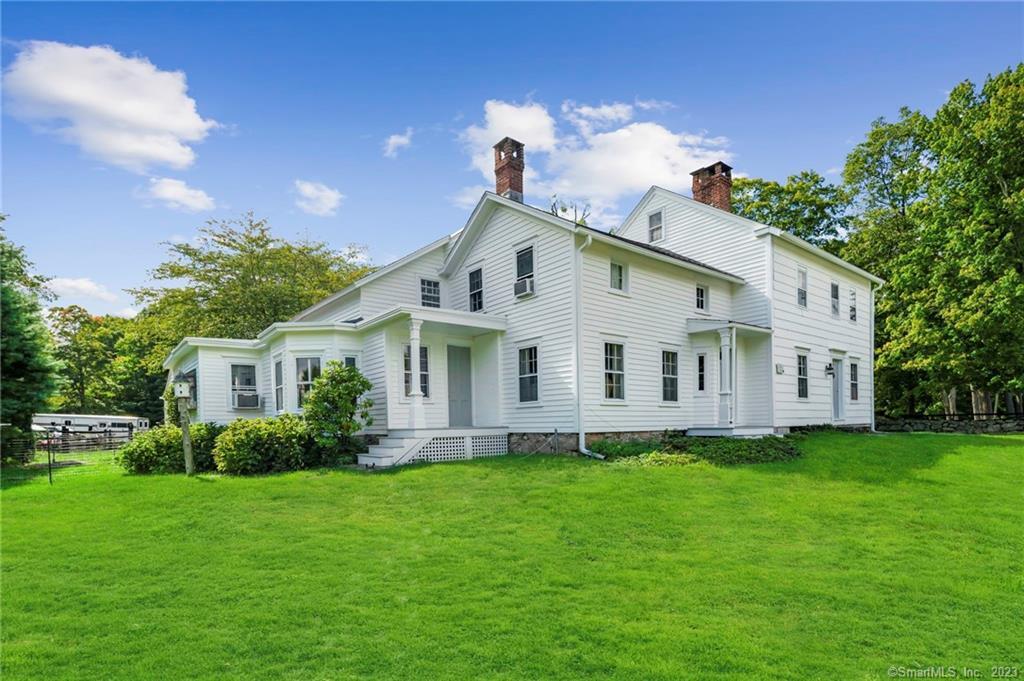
[358, 450, 396, 467]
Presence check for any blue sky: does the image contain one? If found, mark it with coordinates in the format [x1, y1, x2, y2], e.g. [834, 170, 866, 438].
[2, 2, 1021, 316]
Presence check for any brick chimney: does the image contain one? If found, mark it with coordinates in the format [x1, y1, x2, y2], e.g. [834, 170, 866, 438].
[690, 161, 733, 212]
[494, 137, 525, 202]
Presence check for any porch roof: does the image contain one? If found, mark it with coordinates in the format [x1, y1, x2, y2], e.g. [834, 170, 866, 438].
[686, 318, 772, 335]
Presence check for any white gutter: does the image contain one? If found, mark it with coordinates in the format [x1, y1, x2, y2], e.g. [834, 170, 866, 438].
[572, 230, 604, 460]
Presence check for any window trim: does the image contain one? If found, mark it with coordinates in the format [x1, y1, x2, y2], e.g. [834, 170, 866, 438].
[603, 341, 626, 403]
[517, 344, 540, 405]
[796, 352, 809, 400]
[695, 283, 709, 314]
[609, 260, 628, 294]
[402, 344, 431, 399]
[695, 352, 707, 395]
[797, 267, 808, 308]
[272, 355, 284, 413]
[468, 266, 484, 312]
[229, 362, 259, 410]
[661, 348, 679, 404]
[830, 281, 841, 318]
[295, 356, 323, 409]
[647, 209, 664, 243]
[342, 354, 359, 369]
[850, 361, 859, 401]
[513, 240, 537, 300]
[419, 277, 441, 308]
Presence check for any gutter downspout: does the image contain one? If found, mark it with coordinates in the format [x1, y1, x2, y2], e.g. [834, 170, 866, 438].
[573, 230, 604, 460]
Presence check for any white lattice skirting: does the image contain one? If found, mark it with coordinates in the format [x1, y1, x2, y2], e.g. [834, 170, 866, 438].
[411, 434, 508, 463]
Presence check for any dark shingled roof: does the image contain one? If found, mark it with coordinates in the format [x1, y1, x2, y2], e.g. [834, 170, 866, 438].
[506, 195, 743, 281]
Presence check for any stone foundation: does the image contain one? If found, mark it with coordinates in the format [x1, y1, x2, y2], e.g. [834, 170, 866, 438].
[876, 416, 1024, 434]
[583, 431, 666, 446]
[508, 432, 579, 454]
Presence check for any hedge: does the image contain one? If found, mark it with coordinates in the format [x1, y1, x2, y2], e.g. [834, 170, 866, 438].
[117, 422, 225, 474]
[212, 414, 334, 475]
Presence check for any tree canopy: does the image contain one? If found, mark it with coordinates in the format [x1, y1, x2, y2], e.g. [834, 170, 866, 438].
[731, 171, 851, 249]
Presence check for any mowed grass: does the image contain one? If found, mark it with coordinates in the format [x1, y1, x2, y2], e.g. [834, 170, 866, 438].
[2, 433, 1022, 680]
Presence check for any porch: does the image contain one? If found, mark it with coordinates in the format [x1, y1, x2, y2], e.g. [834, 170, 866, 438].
[361, 306, 510, 467]
[686, 318, 774, 436]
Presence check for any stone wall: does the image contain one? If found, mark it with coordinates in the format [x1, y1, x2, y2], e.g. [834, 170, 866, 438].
[875, 416, 1024, 434]
[508, 432, 579, 454]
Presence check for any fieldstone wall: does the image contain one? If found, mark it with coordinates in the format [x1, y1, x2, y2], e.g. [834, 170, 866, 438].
[508, 432, 579, 454]
[875, 416, 1024, 434]
[584, 431, 664, 446]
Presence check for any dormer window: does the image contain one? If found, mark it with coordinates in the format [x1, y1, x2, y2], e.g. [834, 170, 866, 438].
[420, 278, 441, 308]
[648, 211, 664, 242]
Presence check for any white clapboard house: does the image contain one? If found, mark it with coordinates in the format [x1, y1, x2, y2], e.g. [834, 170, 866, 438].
[164, 138, 882, 466]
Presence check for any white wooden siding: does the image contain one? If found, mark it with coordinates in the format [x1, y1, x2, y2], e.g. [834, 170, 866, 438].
[360, 246, 448, 319]
[617, 190, 770, 326]
[450, 206, 578, 432]
[771, 238, 873, 426]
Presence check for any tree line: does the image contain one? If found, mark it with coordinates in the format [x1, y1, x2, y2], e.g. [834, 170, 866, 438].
[1, 66, 1021, 431]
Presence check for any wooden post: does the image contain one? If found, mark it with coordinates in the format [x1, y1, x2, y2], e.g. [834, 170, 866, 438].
[177, 396, 194, 475]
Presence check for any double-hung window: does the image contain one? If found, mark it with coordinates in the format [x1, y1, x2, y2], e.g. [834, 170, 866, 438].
[296, 357, 321, 407]
[469, 268, 484, 312]
[604, 342, 625, 400]
[850, 363, 859, 401]
[518, 346, 539, 403]
[420, 278, 441, 308]
[662, 350, 679, 402]
[696, 353, 706, 393]
[648, 211, 663, 242]
[231, 364, 259, 409]
[830, 282, 840, 317]
[610, 262, 626, 292]
[696, 285, 707, 312]
[797, 354, 809, 399]
[273, 358, 284, 412]
[797, 268, 808, 308]
[849, 289, 857, 322]
[516, 246, 534, 287]
[403, 346, 430, 397]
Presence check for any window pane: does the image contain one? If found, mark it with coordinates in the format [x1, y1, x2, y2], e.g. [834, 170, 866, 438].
[516, 247, 534, 279]
[274, 360, 283, 385]
[309, 358, 321, 380]
[696, 286, 706, 310]
[344, 356, 357, 368]
[232, 364, 256, 387]
[697, 354, 706, 392]
[648, 212, 663, 241]
[420, 279, 441, 308]
[831, 283, 840, 315]
[519, 375, 538, 403]
[469, 269, 484, 311]
[610, 262, 624, 290]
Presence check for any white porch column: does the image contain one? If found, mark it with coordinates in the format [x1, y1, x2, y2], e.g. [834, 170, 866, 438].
[408, 318, 426, 429]
[718, 328, 734, 426]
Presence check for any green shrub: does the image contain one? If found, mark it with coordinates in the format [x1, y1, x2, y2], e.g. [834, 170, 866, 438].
[163, 383, 179, 425]
[587, 438, 661, 458]
[212, 414, 332, 475]
[590, 431, 803, 467]
[117, 422, 225, 474]
[302, 361, 374, 452]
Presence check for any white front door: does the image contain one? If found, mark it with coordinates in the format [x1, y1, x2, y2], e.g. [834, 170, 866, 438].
[831, 358, 844, 421]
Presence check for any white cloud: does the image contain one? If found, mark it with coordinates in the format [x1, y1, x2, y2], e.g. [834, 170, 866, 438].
[455, 98, 732, 228]
[383, 127, 413, 158]
[48, 277, 119, 303]
[460, 100, 559, 178]
[3, 40, 217, 173]
[145, 177, 215, 212]
[448, 184, 490, 210]
[634, 98, 675, 112]
[294, 180, 344, 217]
[826, 167, 841, 176]
[116, 307, 139, 319]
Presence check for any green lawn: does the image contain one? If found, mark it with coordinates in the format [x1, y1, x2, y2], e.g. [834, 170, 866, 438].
[2, 433, 1022, 680]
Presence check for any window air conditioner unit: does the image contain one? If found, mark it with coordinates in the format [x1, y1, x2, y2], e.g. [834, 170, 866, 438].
[233, 393, 261, 409]
[514, 277, 535, 298]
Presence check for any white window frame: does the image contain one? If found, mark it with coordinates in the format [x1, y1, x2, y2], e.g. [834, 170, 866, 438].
[272, 355, 284, 413]
[515, 243, 535, 286]
[609, 260, 628, 293]
[797, 352, 809, 400]
[661, 349, 679, 403]
[797, 267, 808, 308]
[403, 345, 430, 399]
[468, 267, 484, 312]
[849, 289, 857, 322]
[342, 354, 359, 369]
[830, 281, 840, 317]
[295, 356, 322, 409]
[695, 352, 707, 394]
[420, 278, 441, 308]
[603, 341, 626, 402]
[695, 284, 708, 313]
[647, 210, 664, 243]
[517, 344, 540, 404]
[229, 362, 259, 410]
[850, 361, 859, 401]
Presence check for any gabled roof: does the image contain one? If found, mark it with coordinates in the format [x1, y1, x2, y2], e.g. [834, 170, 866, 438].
[291, 232, 459, 321]
[440, 191, 744, 283]
[619, 186, 884, 286]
